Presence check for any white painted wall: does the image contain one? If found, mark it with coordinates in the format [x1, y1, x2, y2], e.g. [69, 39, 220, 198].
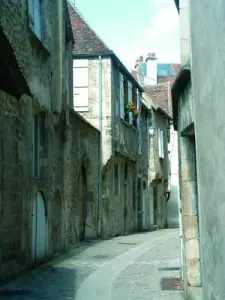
[167, 126, 179, 227]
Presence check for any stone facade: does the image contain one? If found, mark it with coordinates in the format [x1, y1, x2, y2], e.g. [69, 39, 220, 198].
[72, 54, 143, 238]
[0, 0, 99, 282]
[142, 94, 171, 230]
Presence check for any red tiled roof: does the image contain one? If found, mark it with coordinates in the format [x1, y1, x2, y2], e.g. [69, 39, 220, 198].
[144, 83, 172, 118]
[67, 1, 111, 55]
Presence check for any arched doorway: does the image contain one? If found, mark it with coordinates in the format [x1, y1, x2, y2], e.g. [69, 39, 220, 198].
[32, 191, 46, 262]
[78, 164, 87, 240]
[52, 190, 62, 254]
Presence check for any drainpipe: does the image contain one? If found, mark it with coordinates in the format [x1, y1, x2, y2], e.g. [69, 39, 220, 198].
[97, 56, 102, 238]
[147, 112, 152, 230]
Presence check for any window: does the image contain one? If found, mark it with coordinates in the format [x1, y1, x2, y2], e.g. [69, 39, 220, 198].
[73, 59, 89, 112]
[28, 0, 42, 40]
[124, 163, 128, 181]
[158, 128, 164, 159]
[114, 163, 119, 195]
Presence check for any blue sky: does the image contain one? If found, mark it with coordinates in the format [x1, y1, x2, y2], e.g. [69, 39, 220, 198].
[74, 0, 180, 70]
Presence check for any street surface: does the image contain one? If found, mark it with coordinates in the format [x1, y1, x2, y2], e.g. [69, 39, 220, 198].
[0, 229, 183, 300]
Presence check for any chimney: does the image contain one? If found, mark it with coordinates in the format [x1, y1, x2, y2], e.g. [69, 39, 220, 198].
[145, 52, 158, 85]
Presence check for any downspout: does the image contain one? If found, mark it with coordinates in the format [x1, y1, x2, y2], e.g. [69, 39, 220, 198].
[97, 55, 103, 237]
[147, 112, 152, 230]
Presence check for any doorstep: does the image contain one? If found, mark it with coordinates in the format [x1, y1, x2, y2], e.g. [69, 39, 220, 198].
[187, 286, 203, 300]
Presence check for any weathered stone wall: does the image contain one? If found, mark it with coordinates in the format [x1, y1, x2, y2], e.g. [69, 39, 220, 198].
[102, 156, 136, 238]
[77, 57, 112, 166]
[68, 111, 100, 241]
[0, 0, 75, 282]
[150, 109, 170, 229]
[188, 1, 225, 298]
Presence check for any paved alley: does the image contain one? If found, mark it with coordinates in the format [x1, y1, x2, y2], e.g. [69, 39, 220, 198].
[0, 229, 183, 300]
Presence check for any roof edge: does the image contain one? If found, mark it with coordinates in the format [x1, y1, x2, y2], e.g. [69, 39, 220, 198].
[73, 52, 144, 92]
[171, 64, 191, 130]
[69, 108, 100, 133]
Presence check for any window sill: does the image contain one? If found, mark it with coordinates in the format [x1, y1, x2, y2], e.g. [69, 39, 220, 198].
[29, 29, 50, 57]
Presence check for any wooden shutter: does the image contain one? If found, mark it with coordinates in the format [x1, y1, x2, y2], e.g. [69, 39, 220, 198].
[34, 0, 41, 39]
[28, 0, 34, 30]
[128, 81, 133, 124]
[120, 74, 124, 119]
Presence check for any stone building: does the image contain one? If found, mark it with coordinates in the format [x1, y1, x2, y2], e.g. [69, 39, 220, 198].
[0, 0, 100, 282]
[142, 93, 171, 230]
[132, 54, 177, 229]
[172, 0, 225, 299]
[68, 3, 146, 238]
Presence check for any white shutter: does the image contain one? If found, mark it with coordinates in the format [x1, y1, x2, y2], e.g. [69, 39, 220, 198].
[161, 129, 164, 158]
[74, 87, 88, 111]
[28, 0, 34, 30]
[158, 129, 164, 158]
[120, 74, 124, 119]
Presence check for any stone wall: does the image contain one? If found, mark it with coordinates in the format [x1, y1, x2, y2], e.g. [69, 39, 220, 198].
[68, 111, 100, 241]
[150, 109, 170, 229]
[0, 0, 76, 282]
[188, 1, 225, 298]
[101, 156, 136, 238]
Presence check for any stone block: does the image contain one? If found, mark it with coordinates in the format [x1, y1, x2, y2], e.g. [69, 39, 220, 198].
[184, 215, 198, 239]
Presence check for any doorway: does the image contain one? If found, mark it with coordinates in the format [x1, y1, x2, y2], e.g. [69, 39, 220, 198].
[153, 187, 157, 226]
[32, 191, 46, 262]
[78, 164, 87, 240]
[137, 178, 142, 231]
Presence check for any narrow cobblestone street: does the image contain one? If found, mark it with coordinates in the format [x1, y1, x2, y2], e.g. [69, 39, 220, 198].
[0, 229, 183, 300]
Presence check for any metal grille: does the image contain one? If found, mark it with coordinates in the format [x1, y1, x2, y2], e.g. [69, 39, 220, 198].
[159, 267, 180, 271]
[160, 277, 182, 291]
[118, 242, 137, 245]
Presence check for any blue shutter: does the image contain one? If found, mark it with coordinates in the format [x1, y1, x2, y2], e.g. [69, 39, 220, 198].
[28, 0, 34, 30]
[34, 0, 41, 39]
[120, 74, 124, 119]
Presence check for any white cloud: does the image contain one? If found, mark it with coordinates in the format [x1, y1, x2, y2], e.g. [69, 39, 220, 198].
[143, 0, 179, 41]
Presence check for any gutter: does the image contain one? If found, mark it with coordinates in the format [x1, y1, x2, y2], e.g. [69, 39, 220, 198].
[171, 65, 191, 130]
[97, 55, 103, 238]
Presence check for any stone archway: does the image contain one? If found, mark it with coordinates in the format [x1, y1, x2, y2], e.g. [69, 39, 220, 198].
[78, 164, 87, 241]
[52, 190, 62, 254]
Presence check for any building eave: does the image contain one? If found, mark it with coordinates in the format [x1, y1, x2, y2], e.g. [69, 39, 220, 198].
[171, 64, 191, 130]
[73, 52, 144, 93]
